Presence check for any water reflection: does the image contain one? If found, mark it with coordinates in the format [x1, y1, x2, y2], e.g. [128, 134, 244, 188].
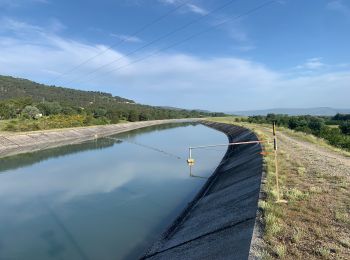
[0, 123, 227, 260]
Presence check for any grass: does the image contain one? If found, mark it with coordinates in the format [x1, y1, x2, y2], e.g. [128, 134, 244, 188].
[285, 188, 309, 202]
[315, 246, 330, 258]
[274, 244, 286, 258]
[291, 227, 304, 244]
[0, 119, 11, 132]
[207, 116, 350, 259]
[297, 167, 306, 176]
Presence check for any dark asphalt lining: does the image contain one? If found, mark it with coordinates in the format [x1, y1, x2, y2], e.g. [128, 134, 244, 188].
[140, 122, 263, 260]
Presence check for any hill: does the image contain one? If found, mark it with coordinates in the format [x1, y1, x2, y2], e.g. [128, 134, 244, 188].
[230, 107, 350, 116]
[0, 75, 134, 106]
[0, 75, 224, 131]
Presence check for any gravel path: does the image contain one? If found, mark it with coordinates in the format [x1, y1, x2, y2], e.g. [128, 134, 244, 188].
[276, 130, 350, 179]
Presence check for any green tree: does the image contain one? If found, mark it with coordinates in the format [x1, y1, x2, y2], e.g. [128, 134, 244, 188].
[307, 117, 325, 134]
[106, 110, 120, 124]
[0, 102, 17, 119]
[37, 102, 62, 115]
[22, 106, 41, 119]
[128, 110, 139, 122]
[93, 108, 107, 118]
[340, 121, 350, 135]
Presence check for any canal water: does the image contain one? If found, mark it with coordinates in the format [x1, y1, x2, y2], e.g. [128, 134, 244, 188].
[0, 123, 227, 260]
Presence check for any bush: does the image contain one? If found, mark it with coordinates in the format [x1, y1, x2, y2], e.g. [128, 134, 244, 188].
[340, 121, 350, 135]
[21, 106, 40, 119]
[93, 108, 107, 118]
[37, 102, 62, 115]
[244, 114, 350, 151]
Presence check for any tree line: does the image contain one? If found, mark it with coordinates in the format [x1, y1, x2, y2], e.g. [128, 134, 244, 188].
[242, 113, 350, 151]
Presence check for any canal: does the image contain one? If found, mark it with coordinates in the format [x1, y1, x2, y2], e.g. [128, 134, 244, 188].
[0, 123, 227, 260]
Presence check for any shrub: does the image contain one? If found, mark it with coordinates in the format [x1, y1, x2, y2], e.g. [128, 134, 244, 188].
[21, 106, 40, 119]
[340, 121, 350, 135]
[37, 101, 62, 115]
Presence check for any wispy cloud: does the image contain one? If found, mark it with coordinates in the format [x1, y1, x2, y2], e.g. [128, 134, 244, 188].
[110, 34, 142, 43]
[296, 57, 325, 70]
[327, 0, 350, 17]
[158, 0, 208, 16]
[186, 3, 208, 15]
[0, 18, 349, 111]
[210, 13, 255, 52]
[0, 0, 49, 8]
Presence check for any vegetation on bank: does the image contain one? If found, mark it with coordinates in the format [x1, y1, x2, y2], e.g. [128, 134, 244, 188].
[0, 75, 224, 131]
[239, 113, 350, 151]
[209, 117, 350, 259]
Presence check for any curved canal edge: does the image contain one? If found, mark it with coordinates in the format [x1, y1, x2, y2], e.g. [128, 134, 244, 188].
[0, 119, 198, 159]
[141, 121, 264, 260]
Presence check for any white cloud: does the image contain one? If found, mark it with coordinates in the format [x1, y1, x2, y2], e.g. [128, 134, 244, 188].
[296, 57, 325, 70]
[110, 33, 142, 43]
[0, 18, 349, 111]
[158, 0, 208, 15]
[327, 0, 350, 17]
[186, 3, 208, 15]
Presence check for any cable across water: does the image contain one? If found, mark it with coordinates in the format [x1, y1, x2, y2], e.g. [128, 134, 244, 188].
[106, 137, 183, 160]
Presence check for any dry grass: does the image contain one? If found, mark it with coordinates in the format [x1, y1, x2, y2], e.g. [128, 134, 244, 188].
[208, 117, 350, 259]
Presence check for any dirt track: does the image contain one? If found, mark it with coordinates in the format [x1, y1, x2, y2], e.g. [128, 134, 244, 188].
[273, 129, 350, 179]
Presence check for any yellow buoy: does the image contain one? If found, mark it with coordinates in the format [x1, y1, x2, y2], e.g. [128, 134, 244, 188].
[187, 158, 195, 165]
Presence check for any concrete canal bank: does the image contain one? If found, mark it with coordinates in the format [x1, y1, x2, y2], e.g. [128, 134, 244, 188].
[0, 119, 196, 158]
[141, 121, 263, 260]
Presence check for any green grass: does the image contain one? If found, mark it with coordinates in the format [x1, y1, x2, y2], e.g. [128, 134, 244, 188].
[208, 117, 350, 259]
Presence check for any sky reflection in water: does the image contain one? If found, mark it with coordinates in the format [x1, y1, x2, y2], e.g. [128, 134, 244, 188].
[0, 123, 227, 260]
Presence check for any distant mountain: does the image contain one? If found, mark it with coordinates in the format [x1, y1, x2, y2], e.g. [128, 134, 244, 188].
[230, 107, 350, 116]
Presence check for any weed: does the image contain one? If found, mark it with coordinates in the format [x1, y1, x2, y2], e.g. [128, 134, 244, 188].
[286, 188, 309, 201]
[274, 244, 286, 258]
[339, 237, 350, 248]
[291, 227, 304, 244]
[309, 186, 322, 194]
[335, 210, 349, 224]
[259, 250, 273, 260]
[315, 246, 330, 258]
[297, 166, 306, 176]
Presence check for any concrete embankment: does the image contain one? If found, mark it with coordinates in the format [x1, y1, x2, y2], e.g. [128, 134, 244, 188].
[0, 119, 196, 158]
[141, 121, 263, 260]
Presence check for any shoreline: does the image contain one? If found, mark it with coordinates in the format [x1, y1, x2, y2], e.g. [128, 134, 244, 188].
[0, 119, 198, 159]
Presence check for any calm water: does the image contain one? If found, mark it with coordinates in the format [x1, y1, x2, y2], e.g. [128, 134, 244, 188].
[0, 123, 227, 260]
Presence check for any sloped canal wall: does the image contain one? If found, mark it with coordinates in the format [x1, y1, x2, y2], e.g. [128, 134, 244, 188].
[0, 119, 196, 158]
[141, 121, 263, 260]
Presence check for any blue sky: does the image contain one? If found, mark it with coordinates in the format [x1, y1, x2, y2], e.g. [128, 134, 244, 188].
[0, 0, 350, 111]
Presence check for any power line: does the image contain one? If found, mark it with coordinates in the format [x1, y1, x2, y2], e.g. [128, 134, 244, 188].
[49, 0, 193, 86]
[75, 0, 277, 85]
[60, 0, 240, 86]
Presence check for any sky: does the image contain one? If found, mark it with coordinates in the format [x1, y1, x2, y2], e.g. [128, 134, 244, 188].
[0, 0, 350, 112]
